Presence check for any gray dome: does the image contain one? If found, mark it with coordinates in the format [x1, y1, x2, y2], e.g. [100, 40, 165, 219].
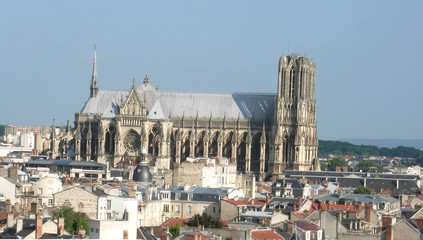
[133, 162, 152, 182]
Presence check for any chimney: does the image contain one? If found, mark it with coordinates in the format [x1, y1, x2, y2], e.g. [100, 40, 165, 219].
[266, 195, 269, 205]
[123, 230, 129, 239]
[16, 217, 23, 234]
[129, 183, 136, 198]
[7, 212, 14, 228]
[342, 166, 348, 172]
[335, 166, 341, 172]
[327, 200, 330, 210]
[382, 215, 394, 231]
[64, 175, 68, 185]
[293, 203, 297, 212]
[6, 199, 12, 212]
[336, 211, 342, 223]
[36, 213, 43, 239]
[57, 217, 65, 237]
[385, 225, 393, 240]
[298, 197, 302, 208]
[339, 188, 343, 198]
[416, 218, 423, 231]
[365, 203, 372, 222]
[77, 226, 86, 238]
[8, 166, 18, 182]
[71, 177, 75, 185]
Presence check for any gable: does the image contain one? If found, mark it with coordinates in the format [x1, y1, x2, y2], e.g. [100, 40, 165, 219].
[54, 186, 98, 200]
[120, 88, 144, 116]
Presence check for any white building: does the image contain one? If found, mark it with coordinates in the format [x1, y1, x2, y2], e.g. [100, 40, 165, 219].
[20, 132, 34, 148]
[32, 173, 63, 210]
[89, 197, 138, 240]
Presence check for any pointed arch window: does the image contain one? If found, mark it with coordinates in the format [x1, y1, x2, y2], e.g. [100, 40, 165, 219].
[289, 66, 296, 98]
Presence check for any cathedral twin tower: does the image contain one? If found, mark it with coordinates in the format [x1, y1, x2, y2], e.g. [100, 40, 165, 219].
[65, 51, 319, 178]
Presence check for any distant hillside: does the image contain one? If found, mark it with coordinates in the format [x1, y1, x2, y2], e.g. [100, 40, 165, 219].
[318, 140, 422, 158]
[339, 138, 423, 149]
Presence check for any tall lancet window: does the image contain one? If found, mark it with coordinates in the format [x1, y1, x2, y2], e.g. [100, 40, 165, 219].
[289, 66, 296, 98]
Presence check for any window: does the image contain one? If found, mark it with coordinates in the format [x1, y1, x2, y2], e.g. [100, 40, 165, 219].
[175, 205, 180, 213]
[187, 205, 192, 214]
[317, 230, 322, 240]
[106, 213, 111, 219]
[48, 199, 53, 206]
[107, 200, 111, 209]
[95, 229, 99, 233]
[38, 199, 42, 206]
[38, 188, 43, 195]
[48, 188, 53, 195]
[306, 231, 310, 240]
[213, 207, 216, 212]
[91, 228, 94, 232]
[163, 204, 169, 213]
[203, 206, 207, 213]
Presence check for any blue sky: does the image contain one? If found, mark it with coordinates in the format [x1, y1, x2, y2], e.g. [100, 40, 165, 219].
[0, 1, 422, 140]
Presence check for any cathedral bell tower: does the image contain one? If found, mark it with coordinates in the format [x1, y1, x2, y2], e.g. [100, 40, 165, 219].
[270, 55, 319, 174]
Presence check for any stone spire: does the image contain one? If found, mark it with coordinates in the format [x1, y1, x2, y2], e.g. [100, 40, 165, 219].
[260, 122, 266, 144]
[51, 119, 56, 139]
[66, 120, 71, 133]
[86, 122, 92, 140]
[90, 45, 98, 98]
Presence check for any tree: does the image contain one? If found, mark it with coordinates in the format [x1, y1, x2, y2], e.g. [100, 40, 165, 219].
[53, 207, 89, 234]
[356, 160, 382, 171]
[169, 224, 180, 237]
[74, 212, 89, 235]
[187, 213, 222, 228]
[354, 187, 372, 194]
[320, 163, 328, 171]
[328, 157, 347, 171]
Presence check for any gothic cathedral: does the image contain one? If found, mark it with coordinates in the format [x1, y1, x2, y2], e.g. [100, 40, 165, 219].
[53, 51, 319, 177]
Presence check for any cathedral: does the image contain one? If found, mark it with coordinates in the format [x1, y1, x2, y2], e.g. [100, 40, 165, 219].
[51, 50, 319, 178]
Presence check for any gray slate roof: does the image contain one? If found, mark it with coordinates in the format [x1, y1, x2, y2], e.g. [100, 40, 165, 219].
[80, 85, 275, 121]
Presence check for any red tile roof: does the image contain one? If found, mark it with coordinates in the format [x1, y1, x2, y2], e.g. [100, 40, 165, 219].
[161, 218, 189, 228]
[312, 203, 365, 211]
[251, 229, 285, 240]
[295, 220, 322, 231]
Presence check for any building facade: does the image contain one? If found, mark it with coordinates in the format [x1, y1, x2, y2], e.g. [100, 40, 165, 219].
[53, 51, 319, 177]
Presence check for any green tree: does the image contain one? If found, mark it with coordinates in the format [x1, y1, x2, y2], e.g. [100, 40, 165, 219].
[320, 163, 328, 171]
[53, 207, 89, 234]
[328, 157, 347, 171]
[356, 160, 382, 171]
[53, 207, 75, 234]
[74, 212, 89, 235]
[187, 213, 222, 228]
[354, 187, 372, 194]
[169, 224, 180, 237]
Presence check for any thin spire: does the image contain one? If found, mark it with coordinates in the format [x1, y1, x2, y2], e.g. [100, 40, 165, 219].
[90, 45, 98, 98]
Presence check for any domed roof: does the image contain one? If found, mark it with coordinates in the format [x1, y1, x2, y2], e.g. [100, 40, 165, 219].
[133, 162, 152, 182]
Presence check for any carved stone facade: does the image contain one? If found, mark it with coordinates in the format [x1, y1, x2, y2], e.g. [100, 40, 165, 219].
[55, 51, 319, 177]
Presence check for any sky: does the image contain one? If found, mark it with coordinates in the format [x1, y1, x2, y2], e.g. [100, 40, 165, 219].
[0, 1, 422, 140]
